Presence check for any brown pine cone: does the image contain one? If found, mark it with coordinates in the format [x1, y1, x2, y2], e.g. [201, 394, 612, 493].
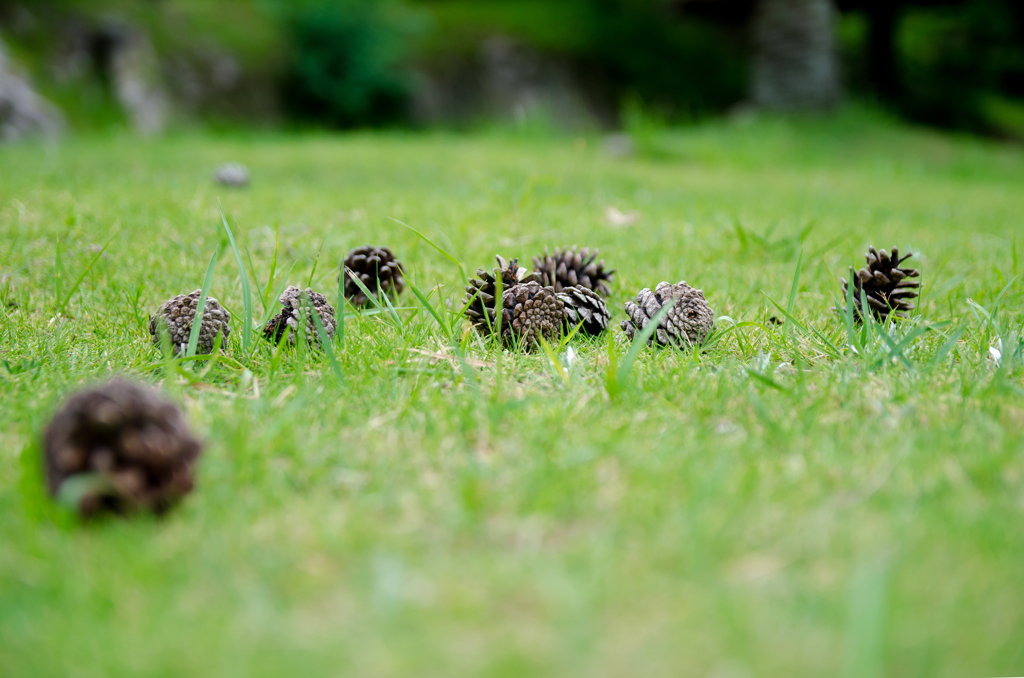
[262, 286, 337, 348]
[557, 285, 611, 336]
[533, 245, 614, 297]
[341, 245, 404, 306]
[500, 281, 564, 349]
[43, 379, 202, 517]
[621, 281, 714, 347]
[148, 290, 231, 356]
[839, 246, 920, 322]
[464, 255, 539, 335]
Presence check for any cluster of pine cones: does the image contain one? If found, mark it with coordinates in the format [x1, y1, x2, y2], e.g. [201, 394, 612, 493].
[47, 243, 917, 520]
[147, 245, 406, 355]
[464, 245, 718, 350]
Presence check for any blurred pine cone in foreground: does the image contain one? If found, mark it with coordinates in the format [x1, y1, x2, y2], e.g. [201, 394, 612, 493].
[342, 245, 405, 306]
[43, 379, 202, 518]
[533, 245, 614, 297]
[621, 281, 714, 348]
[148, 290, 231, 356]
[839, 246, 920, 323]
[262, 286, 337, 348]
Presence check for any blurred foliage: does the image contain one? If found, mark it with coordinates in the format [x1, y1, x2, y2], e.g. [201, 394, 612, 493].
[841, 0, 1024, 137]
[420, 0, 747, 119]
[5, 0, 1024, 136]
[279, 0, 422, 128]
[898, 0, 1024, 135]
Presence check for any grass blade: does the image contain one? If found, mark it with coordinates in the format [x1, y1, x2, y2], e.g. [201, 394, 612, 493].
[219, 208, 252, 353]
[187, 251, 219, 358]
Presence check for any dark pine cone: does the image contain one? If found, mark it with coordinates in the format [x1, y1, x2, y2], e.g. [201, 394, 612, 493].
[342, 245, 405, 306]
[464, 255, 539, 335]
[43, 379, 202, 517]
[557, 285, 611, 336]
[500, 281, 565, 349]
[533, 245, 615, 298]
[263, 286, 338, 348]
[840, 246, 920, 322]
[148, 290, 231, 356]
[621, 281, 715, 348]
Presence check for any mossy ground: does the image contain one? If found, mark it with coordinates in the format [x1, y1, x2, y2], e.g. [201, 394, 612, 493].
[2, 110, 1024, 677]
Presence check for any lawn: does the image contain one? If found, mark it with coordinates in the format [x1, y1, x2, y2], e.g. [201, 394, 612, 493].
[2, 109, 1024, 677]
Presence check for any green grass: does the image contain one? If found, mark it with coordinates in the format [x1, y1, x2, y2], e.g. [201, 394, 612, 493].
[2, 109, 1024, 677]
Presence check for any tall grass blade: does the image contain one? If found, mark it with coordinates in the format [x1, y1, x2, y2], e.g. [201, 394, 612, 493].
[260, 262, 296, 328]
[860, 288, 874, 348]
[54, 235, 63, 310]
[408, 279, 451, 338]
[187, 251, 218, 358]
[57, 230, 117, 315]
[239, 232, 266, 315]
[843, 271, 859, 352]
[219, 208, 252, 353]
[785, 246, 803, 335]
[929, 326, 966, 369]
[390, 217, 467, 285]
[307, 237, 326, 288]
[537, 335, 569, 385]
[310, 301, 343, 382]
[615, 298, 676, 387]
[763, 293, 842, 358]
[336, 265, 346, 351]
[345, 270, 401, 330]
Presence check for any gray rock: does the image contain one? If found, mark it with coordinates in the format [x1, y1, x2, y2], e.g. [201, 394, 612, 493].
[214, 163, 250, 187]
[0, 37, 64, 142]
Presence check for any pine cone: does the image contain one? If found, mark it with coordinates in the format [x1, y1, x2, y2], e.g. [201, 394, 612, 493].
[43, 379, 202, 517]
[558, 285, 611, 336]
[464, 255, 539, 335]
[533, 245, 615, 298]
[149, 290, 231, 356]
[263, 286, 337, 347]
[839, 246, 920, 322]
[621, 281, 714, 347]
[500, 281, 564, 349]
[341, 245, 404, 306]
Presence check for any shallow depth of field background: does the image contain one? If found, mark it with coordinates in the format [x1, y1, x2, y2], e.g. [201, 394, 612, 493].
[2, 1, 1024, 677]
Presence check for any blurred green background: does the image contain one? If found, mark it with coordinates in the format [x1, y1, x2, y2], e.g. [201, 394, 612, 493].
[1, 0, 1022, 138]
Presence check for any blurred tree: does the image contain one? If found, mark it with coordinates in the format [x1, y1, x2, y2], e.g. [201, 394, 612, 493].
[749, 0, 841, 109]
[836, 0, 961, 98]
